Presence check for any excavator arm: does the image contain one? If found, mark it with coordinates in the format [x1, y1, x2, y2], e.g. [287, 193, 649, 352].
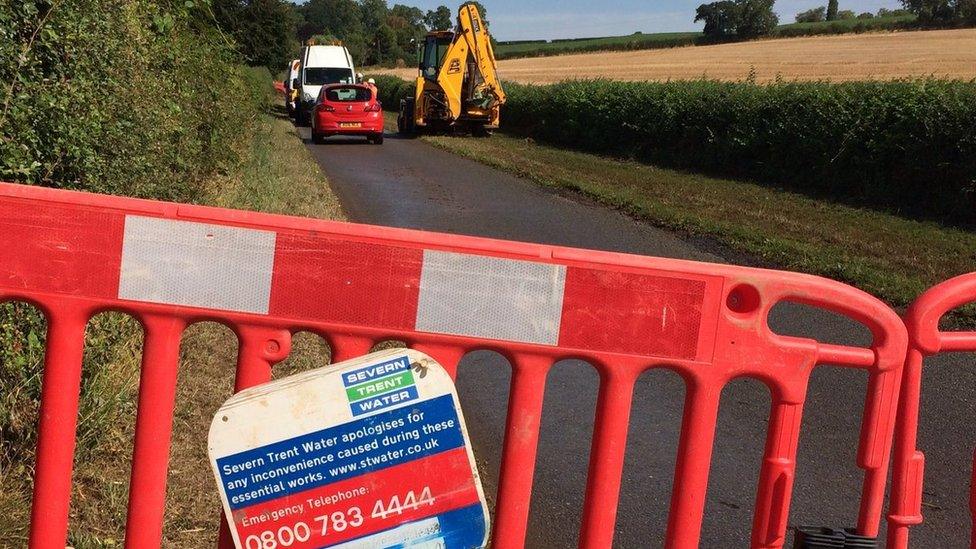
[455, 3, 506, 109]
[433, 3, 506, 121]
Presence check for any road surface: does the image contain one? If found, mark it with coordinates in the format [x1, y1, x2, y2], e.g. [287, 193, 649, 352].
[297, 128, 973, 547]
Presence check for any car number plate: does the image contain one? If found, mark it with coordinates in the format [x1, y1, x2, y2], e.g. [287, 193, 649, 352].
[340, 122, 362, 128]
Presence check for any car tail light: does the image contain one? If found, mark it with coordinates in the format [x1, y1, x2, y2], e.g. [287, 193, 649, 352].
[322, 104, 335, 112]
[364, 103, 381, 112]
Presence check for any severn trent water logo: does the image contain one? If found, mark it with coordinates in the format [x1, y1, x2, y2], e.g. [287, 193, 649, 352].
[343, 356, 418, 416]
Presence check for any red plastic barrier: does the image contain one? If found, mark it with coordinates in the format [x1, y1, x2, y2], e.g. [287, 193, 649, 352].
[0, 182, 908, 549]
[888, 273, 976, 549]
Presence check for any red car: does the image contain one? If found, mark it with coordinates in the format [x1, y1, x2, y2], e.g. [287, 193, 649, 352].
[311, 84, 384, 144]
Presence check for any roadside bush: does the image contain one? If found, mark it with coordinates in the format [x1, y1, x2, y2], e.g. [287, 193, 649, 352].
[1, 0, 270, 201]
[503, 79, 976, 224]
[0, 0, 272, 517]
[370, 73, 415, 108]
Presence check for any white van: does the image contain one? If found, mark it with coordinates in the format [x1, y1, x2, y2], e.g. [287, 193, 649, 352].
[294, 45, 356, 125]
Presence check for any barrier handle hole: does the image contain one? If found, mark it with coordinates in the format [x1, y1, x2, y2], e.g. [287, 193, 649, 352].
[726, 284, 761, 316]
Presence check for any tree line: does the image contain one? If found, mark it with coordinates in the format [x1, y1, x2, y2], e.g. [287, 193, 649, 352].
[209, 0, 488, 71]
[797, 0, 975, 25]
[695, 0, 974, 39]
[795, 4, 913, 23]
[895, 0, 975, 24]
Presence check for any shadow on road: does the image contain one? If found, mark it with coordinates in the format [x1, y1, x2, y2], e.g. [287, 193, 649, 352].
[306, 137, 377, 146]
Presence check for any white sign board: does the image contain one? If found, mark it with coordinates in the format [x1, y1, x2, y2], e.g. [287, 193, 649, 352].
[209, 349, 490, 549]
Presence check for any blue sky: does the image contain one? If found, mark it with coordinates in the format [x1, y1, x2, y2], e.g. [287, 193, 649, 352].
[399, 0, 905, 40]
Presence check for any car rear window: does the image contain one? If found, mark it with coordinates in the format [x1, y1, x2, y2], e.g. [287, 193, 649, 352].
[325, 87, 372, 102]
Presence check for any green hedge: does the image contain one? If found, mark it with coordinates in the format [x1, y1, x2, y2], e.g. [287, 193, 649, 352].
[0, 0, 270, 201]
[495, 33, 706, 60]
[0, 0, 271, 483]
[503, 79, 976, 224]
[371, 74, 415, 108]
[776, 14, 917, 37]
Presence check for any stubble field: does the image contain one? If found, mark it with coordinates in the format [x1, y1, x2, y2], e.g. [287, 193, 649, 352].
[379, 28, 976, 83]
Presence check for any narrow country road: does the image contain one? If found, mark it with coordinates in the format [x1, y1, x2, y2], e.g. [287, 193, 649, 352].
[297, 127, 973, 547]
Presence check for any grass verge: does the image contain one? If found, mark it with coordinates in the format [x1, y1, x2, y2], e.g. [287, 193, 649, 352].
[0, 110, 344, 548]
[419, 131, 976, 318]
[160, 111, 343, 547]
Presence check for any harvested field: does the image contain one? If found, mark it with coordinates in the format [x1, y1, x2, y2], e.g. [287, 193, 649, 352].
[378, 29, 976, 83]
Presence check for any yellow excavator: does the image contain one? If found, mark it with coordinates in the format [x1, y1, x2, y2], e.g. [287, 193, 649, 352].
[397, 3, 506, 136]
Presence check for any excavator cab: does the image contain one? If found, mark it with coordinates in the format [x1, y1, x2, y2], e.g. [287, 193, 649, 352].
[420, 33, 453, 81]
[398, 3, 505, 136]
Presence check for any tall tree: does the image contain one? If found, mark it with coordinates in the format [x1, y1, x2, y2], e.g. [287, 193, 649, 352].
[695, 0, 777, 38]
[737, 0, 779, 36]
[213, 0, 298, 69]
[298, 0, 362, 42]
[796, 6, 826, 22]
[360, 0, 389, 30]
[373, 23, 402, 64]
[961, 0, 976, 24]
[389, 4, 427, 58]
[695, 1, 741, 36]
[469, 1, 490, 26]
[424, 5, 453, 30]
[826, 0, 839, 20]
[901, 0, 957, 23]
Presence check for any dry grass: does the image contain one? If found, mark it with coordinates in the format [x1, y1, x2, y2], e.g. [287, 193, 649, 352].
[160, 113, 343, 548]
[378, 28, 976, 83]
[162, 328, 334, 547]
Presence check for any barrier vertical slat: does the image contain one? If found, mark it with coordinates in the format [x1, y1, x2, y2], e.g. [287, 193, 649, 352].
[857, 370, 900, 536]
[233, 330, 276, 391]
[751, 399, 805, 549]
[886, 272, 975, 548]
[578, 367, 637, 549]
[887, 350, 926, 548]
[664, 378, 722, 549]
[124, 315, 185, 549]
[491, 354, 551, 549]
[28, 308, 89, 548]
[329, 333, 374, 364]
[218, 326, 292, 549]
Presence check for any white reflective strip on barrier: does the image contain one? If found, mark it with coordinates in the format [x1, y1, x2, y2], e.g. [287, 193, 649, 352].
[415, 250, 566, 345]
[118, 216, 276, 314]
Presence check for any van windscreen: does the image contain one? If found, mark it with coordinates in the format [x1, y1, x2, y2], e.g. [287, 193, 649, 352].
[304, 68, 353, 86]
[325, 87, 372, 102]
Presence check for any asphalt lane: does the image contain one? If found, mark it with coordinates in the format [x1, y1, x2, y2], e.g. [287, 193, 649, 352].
[297, 127, 974, 547]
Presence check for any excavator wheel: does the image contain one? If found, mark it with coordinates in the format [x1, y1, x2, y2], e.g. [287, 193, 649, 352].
[471, 125, 492, 138]
[398, 98, 417, 136]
